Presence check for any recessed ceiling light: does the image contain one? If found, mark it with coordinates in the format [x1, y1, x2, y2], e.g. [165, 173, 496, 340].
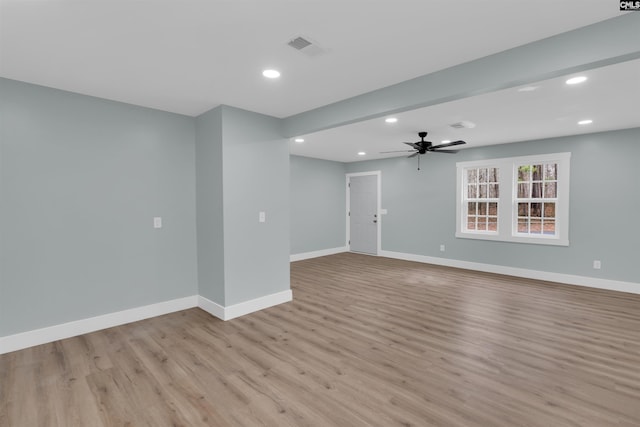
[517, 86, 539, 92]
[578, 119, 593, 125]
[294, 138, 304, 143]
[262, 69, 281, 79]
[566, 76, 587, 85]
[441, 140, 451, 144]
[357, 151, 366, 156]
[385, 117, 398, 123]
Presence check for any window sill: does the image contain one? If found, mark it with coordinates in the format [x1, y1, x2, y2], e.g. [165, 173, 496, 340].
[456, 232, 569, 247]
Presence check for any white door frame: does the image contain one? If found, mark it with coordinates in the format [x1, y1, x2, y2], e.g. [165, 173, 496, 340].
[346, 171, 381, 255]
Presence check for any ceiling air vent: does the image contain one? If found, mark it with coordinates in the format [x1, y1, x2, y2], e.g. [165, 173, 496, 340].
[288, 37, 312, 50]
[287, 36, 325, 57]
[449, 121, 476, 129]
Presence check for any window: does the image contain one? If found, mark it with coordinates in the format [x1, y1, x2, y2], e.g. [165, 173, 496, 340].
[456, 153, 570, 246]
[464, 167, 499, 233]
[515, 162, 557, 236]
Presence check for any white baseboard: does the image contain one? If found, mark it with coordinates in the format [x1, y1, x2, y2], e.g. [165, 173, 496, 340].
[1, 288, 295, 355]
[380, 250, 640, 295]
[0, 295, 199, 355]
[290, 246, 348, 262]
[198, 289, 293, 321]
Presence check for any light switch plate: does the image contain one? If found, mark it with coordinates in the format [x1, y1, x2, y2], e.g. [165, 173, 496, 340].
[259, 211, 266, 223]
[153, 217, 162, 228]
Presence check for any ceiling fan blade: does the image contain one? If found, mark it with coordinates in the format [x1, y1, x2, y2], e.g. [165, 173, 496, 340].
[429, 149, 459, 154]
[429, 140, 466, 150]
[408, 152, 420, 158]
[380, 149, 416, 154]
[403, 142, 420, 149]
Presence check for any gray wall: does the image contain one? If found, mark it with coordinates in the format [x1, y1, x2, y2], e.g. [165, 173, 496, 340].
[195, 107, 225, 304]
[290, 155, 346, 254]
[194, 105, 291, 306]
[0, 78, 198, 336]
[220, 106, 290, 306]
[0, 80, 292, 337]
[346, 128, 640, 284]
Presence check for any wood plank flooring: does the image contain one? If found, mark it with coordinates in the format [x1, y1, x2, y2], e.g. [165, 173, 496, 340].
[2, 252, 640, 426]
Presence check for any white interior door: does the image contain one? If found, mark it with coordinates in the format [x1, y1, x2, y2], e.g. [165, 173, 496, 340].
[349, 174, 378, 255]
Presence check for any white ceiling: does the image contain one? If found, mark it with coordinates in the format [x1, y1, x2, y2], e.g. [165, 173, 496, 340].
[289, 59, 640, 162]
[2, 1, 635, 163]
[0, 0, 624, 119]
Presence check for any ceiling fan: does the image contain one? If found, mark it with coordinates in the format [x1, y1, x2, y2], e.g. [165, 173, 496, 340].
[381, 131, 466, 170]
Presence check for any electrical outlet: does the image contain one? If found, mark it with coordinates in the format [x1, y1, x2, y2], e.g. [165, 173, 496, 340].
[259, 211, 266, 223]
[153, 217, 162, 229]
[440, 244, 445, 252]
[593, 260, 601, 270]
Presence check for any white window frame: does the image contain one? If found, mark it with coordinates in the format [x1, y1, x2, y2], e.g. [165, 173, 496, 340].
[456, 152, 570, 246]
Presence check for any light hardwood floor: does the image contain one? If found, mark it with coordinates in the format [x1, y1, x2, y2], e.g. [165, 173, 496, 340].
[2, 252, 640, 426]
